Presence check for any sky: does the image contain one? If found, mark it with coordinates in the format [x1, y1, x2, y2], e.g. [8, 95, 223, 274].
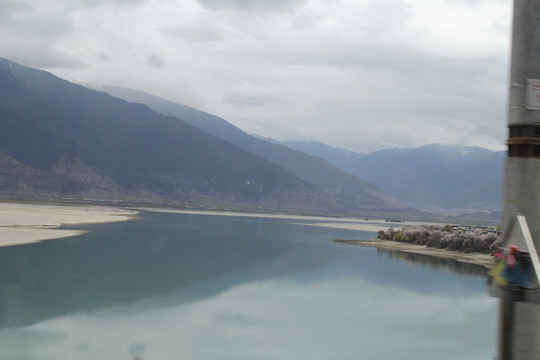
[0, 0, 512, 153]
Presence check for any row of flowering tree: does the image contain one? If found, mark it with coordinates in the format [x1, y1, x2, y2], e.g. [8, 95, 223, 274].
[377, 225, 502, 254]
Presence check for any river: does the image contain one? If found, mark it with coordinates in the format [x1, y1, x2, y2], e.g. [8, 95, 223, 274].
[0, 211, 497, 359]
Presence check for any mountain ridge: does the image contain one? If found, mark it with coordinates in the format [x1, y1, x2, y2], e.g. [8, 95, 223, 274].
[0, 57, 340, 213]
[98, 85, 407, 213]
[282, 140, 504, 211]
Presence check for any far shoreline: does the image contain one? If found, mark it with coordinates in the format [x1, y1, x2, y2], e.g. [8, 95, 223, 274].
[1, 203, 470, 262]
[1, 204, 394, 248]
[142, 207, 437, 233]
[333, 238, 494, 269]
[151, 207, 494, 269]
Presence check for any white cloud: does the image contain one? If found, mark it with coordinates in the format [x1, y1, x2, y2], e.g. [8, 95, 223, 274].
[197, 0, 306, 13]
[0, 0, 87, 68]
[0, 276, 497, 360]
[224, 81, 275, 107]
[0, 0, 512, 152]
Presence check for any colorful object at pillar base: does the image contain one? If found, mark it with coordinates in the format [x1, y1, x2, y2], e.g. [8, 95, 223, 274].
[488, 244, 535, 288]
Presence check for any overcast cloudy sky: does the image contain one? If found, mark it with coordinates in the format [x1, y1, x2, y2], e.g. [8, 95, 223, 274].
[1, 0, 511, 153]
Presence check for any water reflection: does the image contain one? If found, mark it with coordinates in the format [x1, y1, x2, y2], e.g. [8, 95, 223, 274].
[0, 213, 290, 329]
[0, 212, 373, 330]
[375, 248, 489, 278]
[0, 212, 497, 359]
[0, 275, 497, 360]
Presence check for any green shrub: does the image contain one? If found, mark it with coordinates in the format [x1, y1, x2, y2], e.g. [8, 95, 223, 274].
[393, 232, 409, 243]
[441, 224, 453, 232]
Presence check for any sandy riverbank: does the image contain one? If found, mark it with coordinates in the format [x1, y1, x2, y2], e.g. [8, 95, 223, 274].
[0, 203, 139, 247]
[333, 238, 494, 268]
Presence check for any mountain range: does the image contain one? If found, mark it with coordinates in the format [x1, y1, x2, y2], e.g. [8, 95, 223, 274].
[100, 86, 505, 213]
[98, 85, 406, 213]
[282, 141, 505, 211]
[0, 57, 504, 217]
[0, 57, 405, 215]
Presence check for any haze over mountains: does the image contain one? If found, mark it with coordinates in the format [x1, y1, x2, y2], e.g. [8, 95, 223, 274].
[0, 57, 407, 215]
[101, 85, 505, 213]
[98, 85, 406, 213]
[0, 58, 327, 212]
[0, 57, 504, 217]
[282, 141, 505, 211]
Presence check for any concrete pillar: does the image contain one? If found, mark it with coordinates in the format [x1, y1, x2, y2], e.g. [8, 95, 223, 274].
[501, 0, 540, 359]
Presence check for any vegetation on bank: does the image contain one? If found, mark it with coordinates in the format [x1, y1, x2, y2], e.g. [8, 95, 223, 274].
[377, 225, 502, 254]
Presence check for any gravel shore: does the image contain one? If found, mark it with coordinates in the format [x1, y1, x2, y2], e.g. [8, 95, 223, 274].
[333, 238, 494, 269]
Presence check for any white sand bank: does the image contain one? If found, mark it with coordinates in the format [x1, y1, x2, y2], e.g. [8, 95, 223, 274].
[301, 222, 390, 232]
[0, 203, 139, 247]
[303, 220, 447, 233]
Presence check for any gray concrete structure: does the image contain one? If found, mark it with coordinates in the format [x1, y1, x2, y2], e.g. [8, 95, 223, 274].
[501, 1, 540, 358]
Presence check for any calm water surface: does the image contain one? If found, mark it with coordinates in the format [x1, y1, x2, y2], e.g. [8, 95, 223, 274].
[0, 212, 497, 359]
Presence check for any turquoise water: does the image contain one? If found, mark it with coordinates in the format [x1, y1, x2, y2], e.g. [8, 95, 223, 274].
[0, 212, 497, 359]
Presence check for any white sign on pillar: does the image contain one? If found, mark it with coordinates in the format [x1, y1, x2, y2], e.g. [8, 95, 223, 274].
[526, 79, 540, 110]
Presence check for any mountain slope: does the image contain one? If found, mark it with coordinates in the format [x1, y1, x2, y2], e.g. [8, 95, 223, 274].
[345, 144, 504, 210]
[0, 107, 119, 197]
[281, 140, 364, 171]
[281, 141, 504, 211]
[0, 58, 336, 212]
[436, 150, 505, 210]
[99, 85, 406, 213]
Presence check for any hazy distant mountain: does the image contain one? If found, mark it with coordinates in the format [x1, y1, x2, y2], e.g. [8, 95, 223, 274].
[281, 140, 364, 171]
[431, 149, 505, 210]
[312, 143, 504, 211]
[347, 144, 504, 211]
[269, 140, 504, 211]
[0, 57, 340, 212]
[99, 85, 407, 213]
[250, 134, 280, 144]
[0, 57, 497, 216]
